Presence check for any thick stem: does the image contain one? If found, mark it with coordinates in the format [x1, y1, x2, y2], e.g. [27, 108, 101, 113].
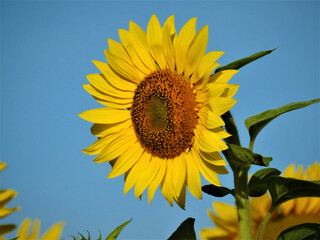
[233, 166, 253, 240]
[256, 209, 273, 240]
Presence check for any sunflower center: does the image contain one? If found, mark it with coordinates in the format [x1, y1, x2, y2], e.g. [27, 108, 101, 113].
[131, 69, 198, 159]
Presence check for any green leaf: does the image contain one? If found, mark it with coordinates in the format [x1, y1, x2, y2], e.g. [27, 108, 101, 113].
[215, 47, 277, 73]
[105, 219, 132, 240]
[277, 223, 320, 240]
[202, 184, 234, 197]
[267, 176, 320, 209]
[167, 218, 196, 240]
[248, 168, 281, 197]
[0, 224, 16, 236]
[245, 98, 320, 149]
[228, 144, 272, 166]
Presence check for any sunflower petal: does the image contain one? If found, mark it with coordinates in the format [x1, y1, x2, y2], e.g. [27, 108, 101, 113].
[39, 222, 65, 240]
[184, 25, 208, 77]
[146, 15, 167, 69]
[147, 159, 166, 204]
[175, 17, 197, 74]
[172, 155, 186, 198]
[162, 15, 176, 71]
[185, 153, 202, 199]
[79, 108, 130, 124]
[134, 156, 162, 198]
[108, 142, 144, 178]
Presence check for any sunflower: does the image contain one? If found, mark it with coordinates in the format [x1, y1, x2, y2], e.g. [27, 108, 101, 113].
[199, 162, 320, 239]
[16, 218, 65, 240]
[0, 161, 20, 239]
[79, 15, 239, 208]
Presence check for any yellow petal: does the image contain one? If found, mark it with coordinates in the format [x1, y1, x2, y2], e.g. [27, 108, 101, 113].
[104, 50, 144, 83]
[108, 38, 132, 64]
[196, 126, 228, 153]
[17, 218, 31, 239]
[175, 17, 197, 74]
[124, 151, 152, 195]
[108, 142, 144, 178]
[146, 15, 167, 69]
[190, 51, 224, 84]
[134, 156, 161, 198]
[185, 152, 202, 199]
[0, 162, 6, 172]
[198, 107, 225, 129]
[29, 219, 40, 240]
[213, 202, 238, 223]
[172, 155, 186, 198]
[220, 84, 239, 98]
[0, 206, 20, 219]
[128, 21, 156, 71]
[90, 120, 131, 137]
[162, 15, 176, 71]
[209, 97, 237, 116]
[90, 62, 137, 91]
[83, 84, 133, 104]
[118, 29, 151, 75]
[209, 69, 238, 84]
[0, 189, 18, 208]
[39, 222, 65, 240]
[184, 25, 208, 77]
[147, 159, 166, 204]
[78, 108, 130, 124]
[161, 159, 174, 206]
[93, 128, 137, 163]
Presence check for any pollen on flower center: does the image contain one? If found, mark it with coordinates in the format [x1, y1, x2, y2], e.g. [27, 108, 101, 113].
[131, 69, 198, 159]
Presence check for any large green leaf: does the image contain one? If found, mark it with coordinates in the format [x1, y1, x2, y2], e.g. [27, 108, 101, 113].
[202, 184, 234, 197]
[105, 219, 132, 240]
[267, 176, 320, 209]
[167, 218, 196, 240]
[277, 223, 320, 240]
[215, 47, 277, 73]
[248, 168, 281, 197]
[245, 98, 320, 148]
[228, 144, 272, 166]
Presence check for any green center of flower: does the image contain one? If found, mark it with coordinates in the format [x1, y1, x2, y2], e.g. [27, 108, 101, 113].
[131, 69, 198, 159]
[146, 96, 168, 132]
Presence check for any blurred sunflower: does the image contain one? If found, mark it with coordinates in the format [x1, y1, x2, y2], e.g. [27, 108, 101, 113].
[79, 14, 239, 208]
[199, 162, 320, 239]
[0, 161, 20, 240]
[16, 218, 65, 240]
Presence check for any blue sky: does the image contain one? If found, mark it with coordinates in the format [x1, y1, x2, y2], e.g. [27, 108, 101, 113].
[1, 0, 319, 239]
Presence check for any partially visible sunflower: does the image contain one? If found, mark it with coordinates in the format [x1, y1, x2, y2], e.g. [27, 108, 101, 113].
[16, 218, 65, 240]
[79, 14, 239, 208]
[199, 162, 320, 240]
[0, 161, 20, 239]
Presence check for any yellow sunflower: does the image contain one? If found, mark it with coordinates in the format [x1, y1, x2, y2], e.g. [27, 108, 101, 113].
[0, 161, 20, 239]
[79, 14, 239, 208]
[16, 218, 65, 240]
[199, 162, 320, 240]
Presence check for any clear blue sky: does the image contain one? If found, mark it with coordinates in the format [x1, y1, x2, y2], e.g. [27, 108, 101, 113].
[1, 0, 319, 239]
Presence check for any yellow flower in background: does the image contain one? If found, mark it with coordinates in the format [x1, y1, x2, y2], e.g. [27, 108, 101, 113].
[16, 218, 65, 240]
[79, 14, 239, 208]
[199, 162, 320, 240]
[0, 161, 20, 239]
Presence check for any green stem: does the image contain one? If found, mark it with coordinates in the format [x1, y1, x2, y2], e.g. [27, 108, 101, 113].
[256, 208, 273, 240]
[249, 140, 254, 151]
[233, 166, 253, 240]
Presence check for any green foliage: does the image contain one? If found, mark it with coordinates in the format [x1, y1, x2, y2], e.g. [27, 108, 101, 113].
[105, 219, 132, 240]
[248, 168, 281, 197]
[277, 223, 320, 240]
[167, 218, 196, 240]
[202, 184, 234, 197]
[70, 219, 131, 240]
[267, 176, 320, 210]
[215, 47, 277, 73]
[244, 98, 320, 149]
[228, 144, 272, 166]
